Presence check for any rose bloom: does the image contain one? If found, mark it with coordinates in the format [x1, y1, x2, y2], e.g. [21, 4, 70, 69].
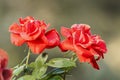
[0, 49, 12, 80]
[59, 24, 107, 70]
[9, 16, 60, 54]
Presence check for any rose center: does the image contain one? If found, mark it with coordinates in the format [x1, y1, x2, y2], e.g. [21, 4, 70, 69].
[24, 21, 38, 35]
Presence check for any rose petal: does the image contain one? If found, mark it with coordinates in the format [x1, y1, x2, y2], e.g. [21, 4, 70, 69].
[90, 57, 99, 70]
[0, 49, 8, 68]
[74, 45, 100, 69]
[73, 31, 92, 48]
[10, 33, 25, 46]
[71, 24, 91, 34]
[92, 35, 107, 53]
[59, 39, 74, 52]
[0, 69, 4, 80]
[27, 38, 47, 54]
[74, 45, 92, 62]
[9, 23, 22, 33]
[61, 27, 72, 38]
[19, 16, 34, 24]
[40, 21, 49, 31]
[3, 69, 12, 80]
[76, 50, 99, 70]
[20, 22, 41, 40]
[45, 29, 60, 48]
[77, 55, 91, 63]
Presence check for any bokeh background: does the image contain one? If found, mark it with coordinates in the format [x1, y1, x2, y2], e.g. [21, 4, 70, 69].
[0, 0, 120, 80]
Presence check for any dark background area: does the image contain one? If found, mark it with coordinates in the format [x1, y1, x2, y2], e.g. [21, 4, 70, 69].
[0, 0, 120, 80]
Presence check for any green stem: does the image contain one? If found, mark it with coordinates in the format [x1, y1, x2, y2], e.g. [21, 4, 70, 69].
[63, 71, 66, 80]
[20, 56, 27, 65]
[26, 49, 31, 67]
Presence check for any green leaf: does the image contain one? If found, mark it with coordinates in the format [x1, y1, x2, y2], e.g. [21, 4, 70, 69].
[17, 75, 35, 80]
[27, 55, 48, 79]
[13, 64, 26, 76]
[28, 60, 47, 79]
[40, 68, 64, 80]
[48, 75, 63, 80]
[52, 68, 65, 75]
[29, 52, 48, 68]
[28, 62, 36, 68]
[35, 52, 48, 65]
[23, 67, 33, 74]
[32, 65, 47, 79]
[29, 61, 43, 69]
[47, 58, 76, 68]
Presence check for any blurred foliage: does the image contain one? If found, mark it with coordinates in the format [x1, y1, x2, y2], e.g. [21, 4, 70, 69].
[0, 0, 120, 80]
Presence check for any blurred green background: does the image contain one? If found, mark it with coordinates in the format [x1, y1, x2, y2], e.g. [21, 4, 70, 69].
[0, 0, 120, 80]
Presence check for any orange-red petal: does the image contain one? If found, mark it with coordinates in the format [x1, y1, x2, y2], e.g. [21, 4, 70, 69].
[27, 38, 47, 54]
[46, 29, 60, 48]
[10, 33, 25, 46]
[9, 23, 22, 33]
[59, 39, 74, 52]
[61, 27, 72, 38]
[0, 49, 8, 68]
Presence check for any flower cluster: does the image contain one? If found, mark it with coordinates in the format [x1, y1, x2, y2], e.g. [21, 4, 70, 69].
[0, 16, 107, 80]
[9, 16, 107, 70]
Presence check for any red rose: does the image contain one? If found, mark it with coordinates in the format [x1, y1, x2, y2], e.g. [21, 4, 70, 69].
[9, 16, 60, 54]
[0, 49, 12, 80]
[59, 24, 107, 70]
